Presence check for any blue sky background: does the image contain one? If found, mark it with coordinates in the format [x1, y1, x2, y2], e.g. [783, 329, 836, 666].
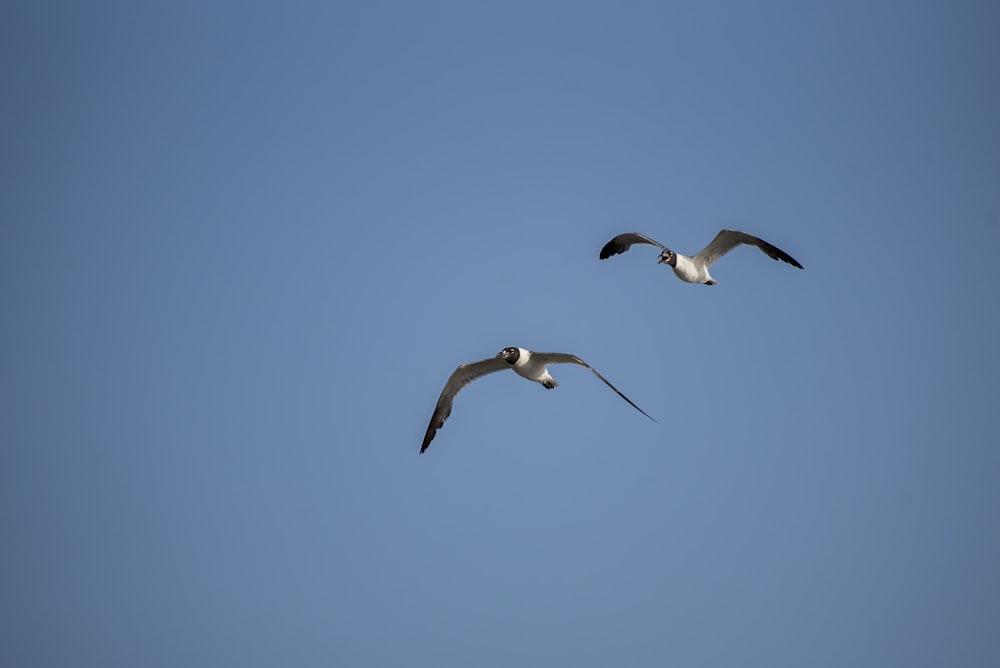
[3, 1, 1000, 666]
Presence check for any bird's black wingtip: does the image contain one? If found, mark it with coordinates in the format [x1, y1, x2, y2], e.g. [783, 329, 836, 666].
[420, 434, 433, 454]
[598, 241, 623, 260]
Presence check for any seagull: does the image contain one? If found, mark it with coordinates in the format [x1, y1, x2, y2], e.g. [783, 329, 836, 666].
[421, 347, 654, 454]
[599, 229, 803, 285]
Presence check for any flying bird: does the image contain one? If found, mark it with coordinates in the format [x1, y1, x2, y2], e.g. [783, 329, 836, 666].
[599, 229, 803, 285]
[421, 347, 654, 454]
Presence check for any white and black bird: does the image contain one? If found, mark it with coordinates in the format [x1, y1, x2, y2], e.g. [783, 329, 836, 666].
[421, 347, 654, 454]
[600, 229, 803, 285]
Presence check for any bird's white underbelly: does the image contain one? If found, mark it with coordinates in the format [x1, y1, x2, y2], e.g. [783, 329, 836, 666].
[514, 356, 550, 383]
[672, 255, 707, 283]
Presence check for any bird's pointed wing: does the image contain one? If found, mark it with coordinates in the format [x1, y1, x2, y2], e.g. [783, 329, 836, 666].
[531, 352, 656, 422]
[421, 357, 509, 454]
[599, 233, 667, 260]
[692, 229, 803, 270]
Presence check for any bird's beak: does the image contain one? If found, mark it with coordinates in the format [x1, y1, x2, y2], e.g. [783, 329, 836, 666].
[657, 256, 667, 264]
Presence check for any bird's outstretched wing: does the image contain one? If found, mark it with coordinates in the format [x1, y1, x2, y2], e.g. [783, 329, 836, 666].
[530, 352, 656, 422]
[599, 233, 667, 260]
[692, 229, 803, 270]
[421, 357, 509, 453]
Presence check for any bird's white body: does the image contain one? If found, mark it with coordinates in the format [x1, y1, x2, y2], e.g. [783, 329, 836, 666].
[670, 254, 709, 284]
[510, 347, 557, 387]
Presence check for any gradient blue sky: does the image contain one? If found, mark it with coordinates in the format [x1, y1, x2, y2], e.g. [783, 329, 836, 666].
[3, 1, 1000, 666]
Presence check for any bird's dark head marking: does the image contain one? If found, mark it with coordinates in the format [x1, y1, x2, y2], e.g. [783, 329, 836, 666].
[657, 249, 677, 267]
[497, 347, 520, 364]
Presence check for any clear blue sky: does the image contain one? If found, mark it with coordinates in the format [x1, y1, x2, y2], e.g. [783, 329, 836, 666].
[3, 1, 999, 666]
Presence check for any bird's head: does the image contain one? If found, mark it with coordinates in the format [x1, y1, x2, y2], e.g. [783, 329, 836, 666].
[497, 347, 521, 364]
[657, 249, 676, 267]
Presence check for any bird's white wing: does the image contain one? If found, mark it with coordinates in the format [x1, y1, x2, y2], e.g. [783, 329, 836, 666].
[421, 357, 509, 453]
[531, 352, 655, 422]
[599, 233, 667, 260]
[692, 229, 803, 270]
